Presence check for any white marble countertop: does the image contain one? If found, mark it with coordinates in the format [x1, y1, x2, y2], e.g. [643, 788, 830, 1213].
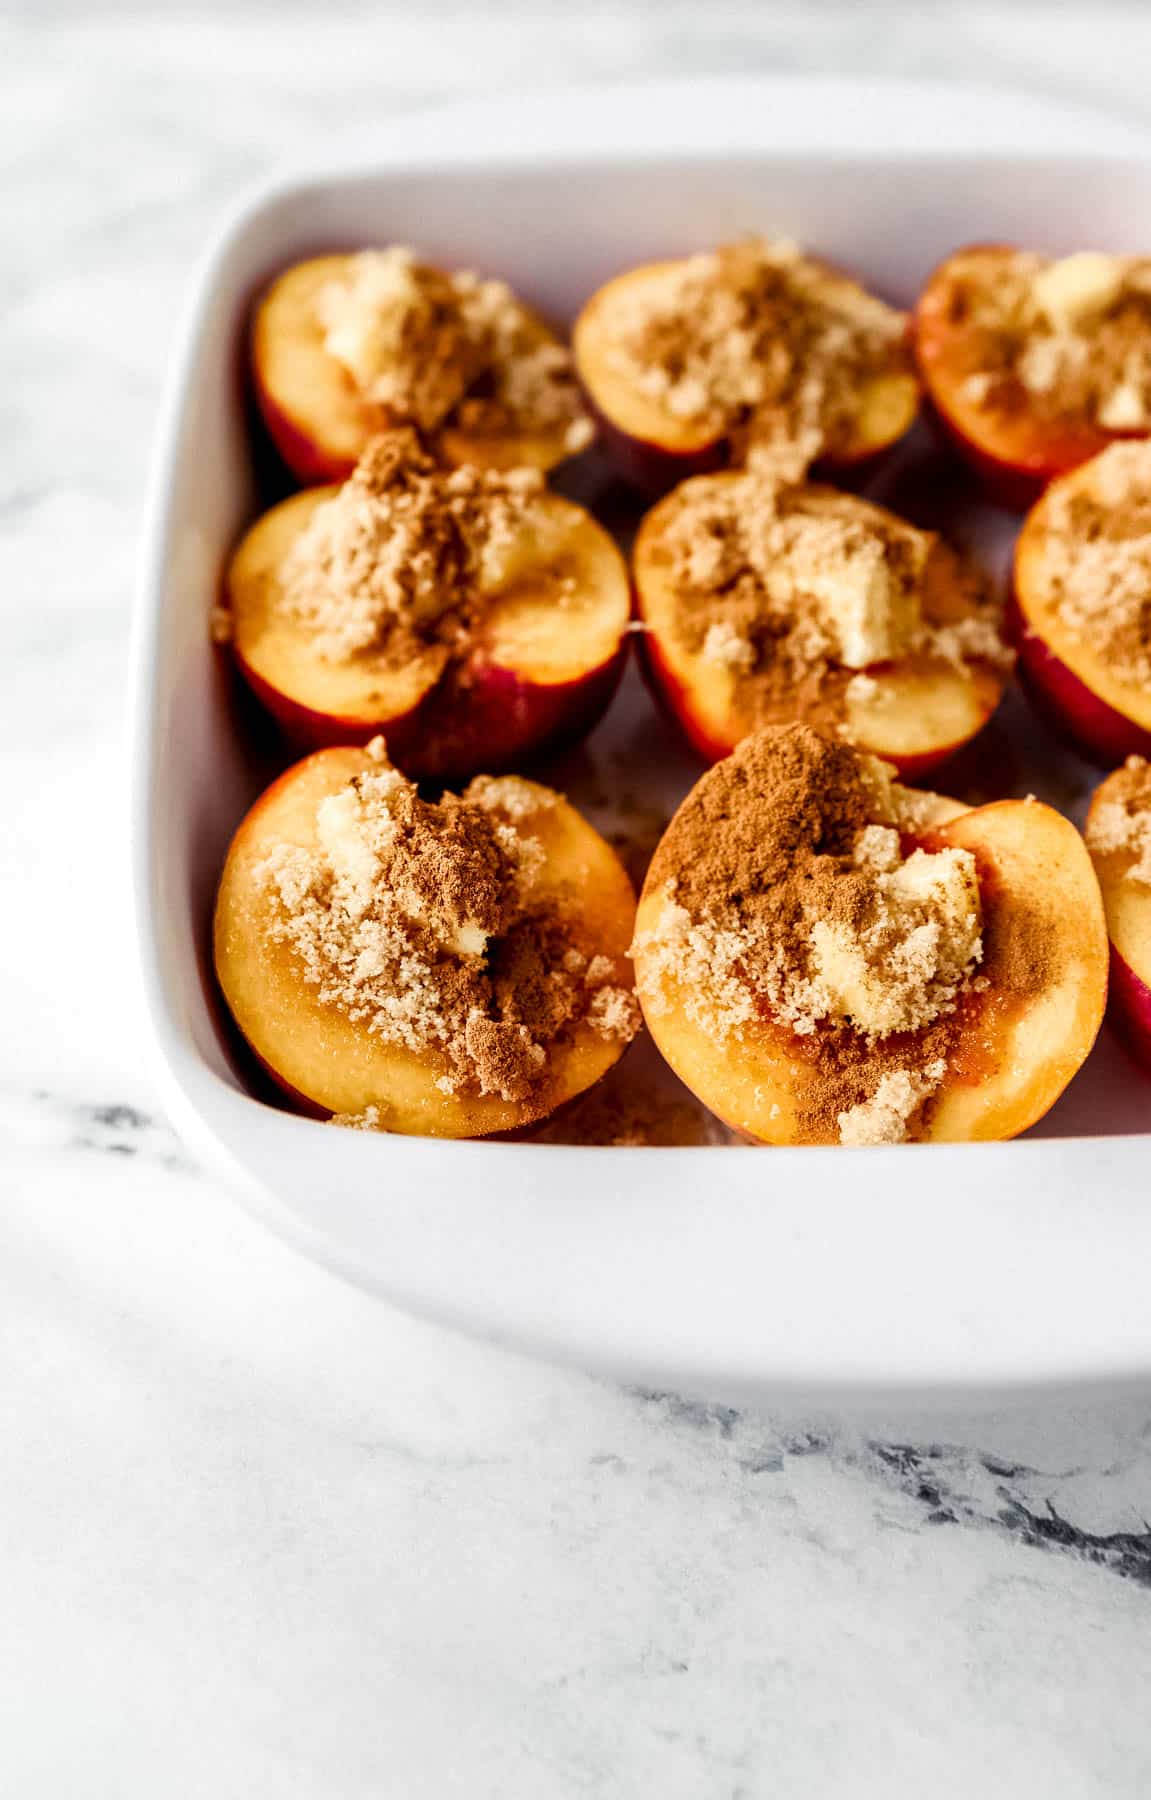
[5, 6, 1151, 1794]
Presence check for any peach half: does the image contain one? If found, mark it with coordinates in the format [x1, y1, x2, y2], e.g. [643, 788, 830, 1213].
[1011, 453, 1151, 767]
[633, 476, 1006, 779]
[253, 254, 588, 485]
[573, 256, 919, 498]
[1086, 764, 1151, 1072]
[214, 747, 637, 1136]
[914, 245, 1142, 510]
[633, 775, 1107, 1146]
[225, 485, 630, 784]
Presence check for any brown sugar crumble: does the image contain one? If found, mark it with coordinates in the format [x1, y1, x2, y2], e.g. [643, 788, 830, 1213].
[317, 247, 593, 454]
[257, 741, 639, 1109]
[1087, 755, 1151, 885]
[646, 468, 1007, 734]
[601, 238, 910, 478]
[277, 427, 547, 666]
[633, 725, 989, 1144]
[951, 250, 1151, 432]
[329, 1104, 388, 1132]
[1033, 441, 1151, 686]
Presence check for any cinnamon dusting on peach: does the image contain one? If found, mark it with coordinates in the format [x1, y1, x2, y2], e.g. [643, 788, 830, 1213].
[272, 429, 544, 667]
[215, 743, 640, 1136]
[633, 727, 982, 1142]
[632, 725, 1106, 1145]
[221, 429, 631, 781]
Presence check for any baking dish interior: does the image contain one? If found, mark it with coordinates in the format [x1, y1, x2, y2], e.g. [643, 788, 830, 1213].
[140, 150, 1151, 1144]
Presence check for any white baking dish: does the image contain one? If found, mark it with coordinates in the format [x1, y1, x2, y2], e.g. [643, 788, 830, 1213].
[132, 76, 1151, 1403]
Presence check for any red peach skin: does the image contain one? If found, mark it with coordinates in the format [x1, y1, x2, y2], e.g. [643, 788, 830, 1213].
[234, 638, 628, 783]
[1006, 593, 1151, 768]
[1108, 945, 1151, 1073]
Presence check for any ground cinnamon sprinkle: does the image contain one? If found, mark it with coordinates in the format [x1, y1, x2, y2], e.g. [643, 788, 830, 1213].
[1087, 755, 1151, 884]
[1034, 442, 1151, 685]
[258, 741, 639, 1108]
[277, 427, 545, 666]
[645, 469, 1007, 733]
[635, 725, 992, 1143]
[950, 250, 1151, 432]
[601, 239, 910, 478]
[317, 247, 593, 454]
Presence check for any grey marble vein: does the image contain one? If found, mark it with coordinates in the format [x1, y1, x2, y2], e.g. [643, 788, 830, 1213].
[5, 6, 1151, 1795]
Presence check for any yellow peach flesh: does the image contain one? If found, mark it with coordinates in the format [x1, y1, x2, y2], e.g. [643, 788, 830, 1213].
[1014, 459, 1151, 741]
[226, 488, 630, 745]
[214, 748, 637, 1136]
[633, 796, 1106, 1145]
[253, 255, 584, 482]
[574, 259, 918, 468]
[633, 476, 1004, 773]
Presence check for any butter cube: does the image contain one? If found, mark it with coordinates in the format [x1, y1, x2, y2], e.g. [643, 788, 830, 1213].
[807, 845, 981, 1036]
[1032, 253, 1125, 331]
[888, 847, 982, 968]
[1097, 380, 1148, 430]
[805, 541, 921, 669]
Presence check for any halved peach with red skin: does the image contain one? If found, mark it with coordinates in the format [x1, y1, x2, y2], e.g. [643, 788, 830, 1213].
[914, 245, 1137, 510]
[1087, 769, 1151, 1072]
[633, 476, 1006, 779]
[573, 259, 919, 499]
[1011, 461, 1151, 767]
[225, 486, 631, 784]
[634, 788, 1107, 1145]
[214, 747, 637, 1136]
[253, 256, 586, 486]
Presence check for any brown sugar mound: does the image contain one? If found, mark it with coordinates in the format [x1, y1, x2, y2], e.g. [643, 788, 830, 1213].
[646, 469, 1006, 732]
[1035, 441, 1151, 686]
[278, 427, 544, 665]
[1087, 754, 1151, 884]
[317, 247, 593, 453]
[257, 742, 639, 1105]
[953, 250, 1151, 432]
[601, 239, 909, 477]
[635, 725, 988, 1143]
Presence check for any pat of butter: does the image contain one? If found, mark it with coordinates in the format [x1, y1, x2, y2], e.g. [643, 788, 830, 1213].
[396, 889, 490, 958]
[1032, 253, 1126, 331]
[805, 544, 921, 669]
[887, 846, 982, 955]
[809, 845, 981, 1036]
[316, 787, 387, 902]
[319, 250, 425, 392]
[1097, 380, 1148, 430]
[451, 921, 490, 958]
